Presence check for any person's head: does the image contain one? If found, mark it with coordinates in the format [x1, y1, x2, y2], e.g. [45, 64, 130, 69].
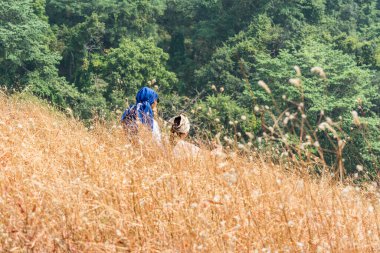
[136, 87, 159, 108]
[169, 114, 190, 140]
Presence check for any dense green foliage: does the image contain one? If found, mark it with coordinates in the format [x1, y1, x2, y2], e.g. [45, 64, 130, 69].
[0, 0, 78, 105]
[0, 0, 379, 174]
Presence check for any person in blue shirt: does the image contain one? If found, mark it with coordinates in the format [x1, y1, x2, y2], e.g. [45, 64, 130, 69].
[121, 87, 161, 142]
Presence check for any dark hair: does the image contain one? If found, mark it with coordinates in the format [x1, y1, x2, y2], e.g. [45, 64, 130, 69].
[173, 116, 181, 127]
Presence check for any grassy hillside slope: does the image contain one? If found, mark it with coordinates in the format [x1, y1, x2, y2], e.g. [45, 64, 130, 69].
[1, 95, 380, 252]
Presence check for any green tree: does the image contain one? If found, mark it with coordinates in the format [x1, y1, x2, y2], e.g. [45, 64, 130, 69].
[90, 38, 177, 107]
[0, 0, 81, 107]
[196, 20, 380, 171]
[55, 13, 106, 85]
[0, 0, 59, 88]
[191, 94, 260, 142]
[46, 0, 166, 43]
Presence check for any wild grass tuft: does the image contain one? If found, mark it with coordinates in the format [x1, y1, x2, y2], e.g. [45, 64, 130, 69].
[1, 95, 380, 252]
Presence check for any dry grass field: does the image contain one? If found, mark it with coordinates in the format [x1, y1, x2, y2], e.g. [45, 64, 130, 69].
[1, 95, 380, 252]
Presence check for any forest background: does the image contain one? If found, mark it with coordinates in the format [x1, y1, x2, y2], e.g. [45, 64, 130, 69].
[0, 0, 379, 176]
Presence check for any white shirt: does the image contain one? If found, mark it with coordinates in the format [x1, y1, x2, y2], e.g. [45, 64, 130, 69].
[173, 140, 200, 158]
[152, 120, 161, 143]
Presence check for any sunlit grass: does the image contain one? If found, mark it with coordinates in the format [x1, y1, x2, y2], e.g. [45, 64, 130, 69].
[1, 95, 379, 252]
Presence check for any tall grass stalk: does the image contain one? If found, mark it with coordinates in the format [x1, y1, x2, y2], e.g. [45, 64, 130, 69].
[1, 95, 380, 252]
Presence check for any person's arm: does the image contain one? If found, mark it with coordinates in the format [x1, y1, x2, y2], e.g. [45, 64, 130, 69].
[153, 119, 162, 143]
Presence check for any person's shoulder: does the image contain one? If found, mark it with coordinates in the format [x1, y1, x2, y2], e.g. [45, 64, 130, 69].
[174, 140, 200, 157]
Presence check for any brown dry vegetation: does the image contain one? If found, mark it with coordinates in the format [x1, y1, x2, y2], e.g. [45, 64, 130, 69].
[1, 95, 380, 252]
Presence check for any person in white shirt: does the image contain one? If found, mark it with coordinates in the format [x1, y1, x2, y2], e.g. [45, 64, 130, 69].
[169, 114, 200, 158]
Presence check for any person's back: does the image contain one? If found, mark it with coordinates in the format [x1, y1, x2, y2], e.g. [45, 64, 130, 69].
[121, 87, 161, 143]
[173, 139, 200, 158]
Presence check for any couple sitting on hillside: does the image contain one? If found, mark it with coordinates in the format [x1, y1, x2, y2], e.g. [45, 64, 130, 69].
[121, 86, 200, 157]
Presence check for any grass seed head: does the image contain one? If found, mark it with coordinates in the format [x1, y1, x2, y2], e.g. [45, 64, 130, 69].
[351, 111, 361, 126]
[294, 65, 302, 76]
[258, 80, 271, 94]
[289, 78, 302, 87]
[311, 66, 327, 79]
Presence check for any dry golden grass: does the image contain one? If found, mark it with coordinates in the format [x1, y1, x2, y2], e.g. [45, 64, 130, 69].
[1, 95, 380, 252]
